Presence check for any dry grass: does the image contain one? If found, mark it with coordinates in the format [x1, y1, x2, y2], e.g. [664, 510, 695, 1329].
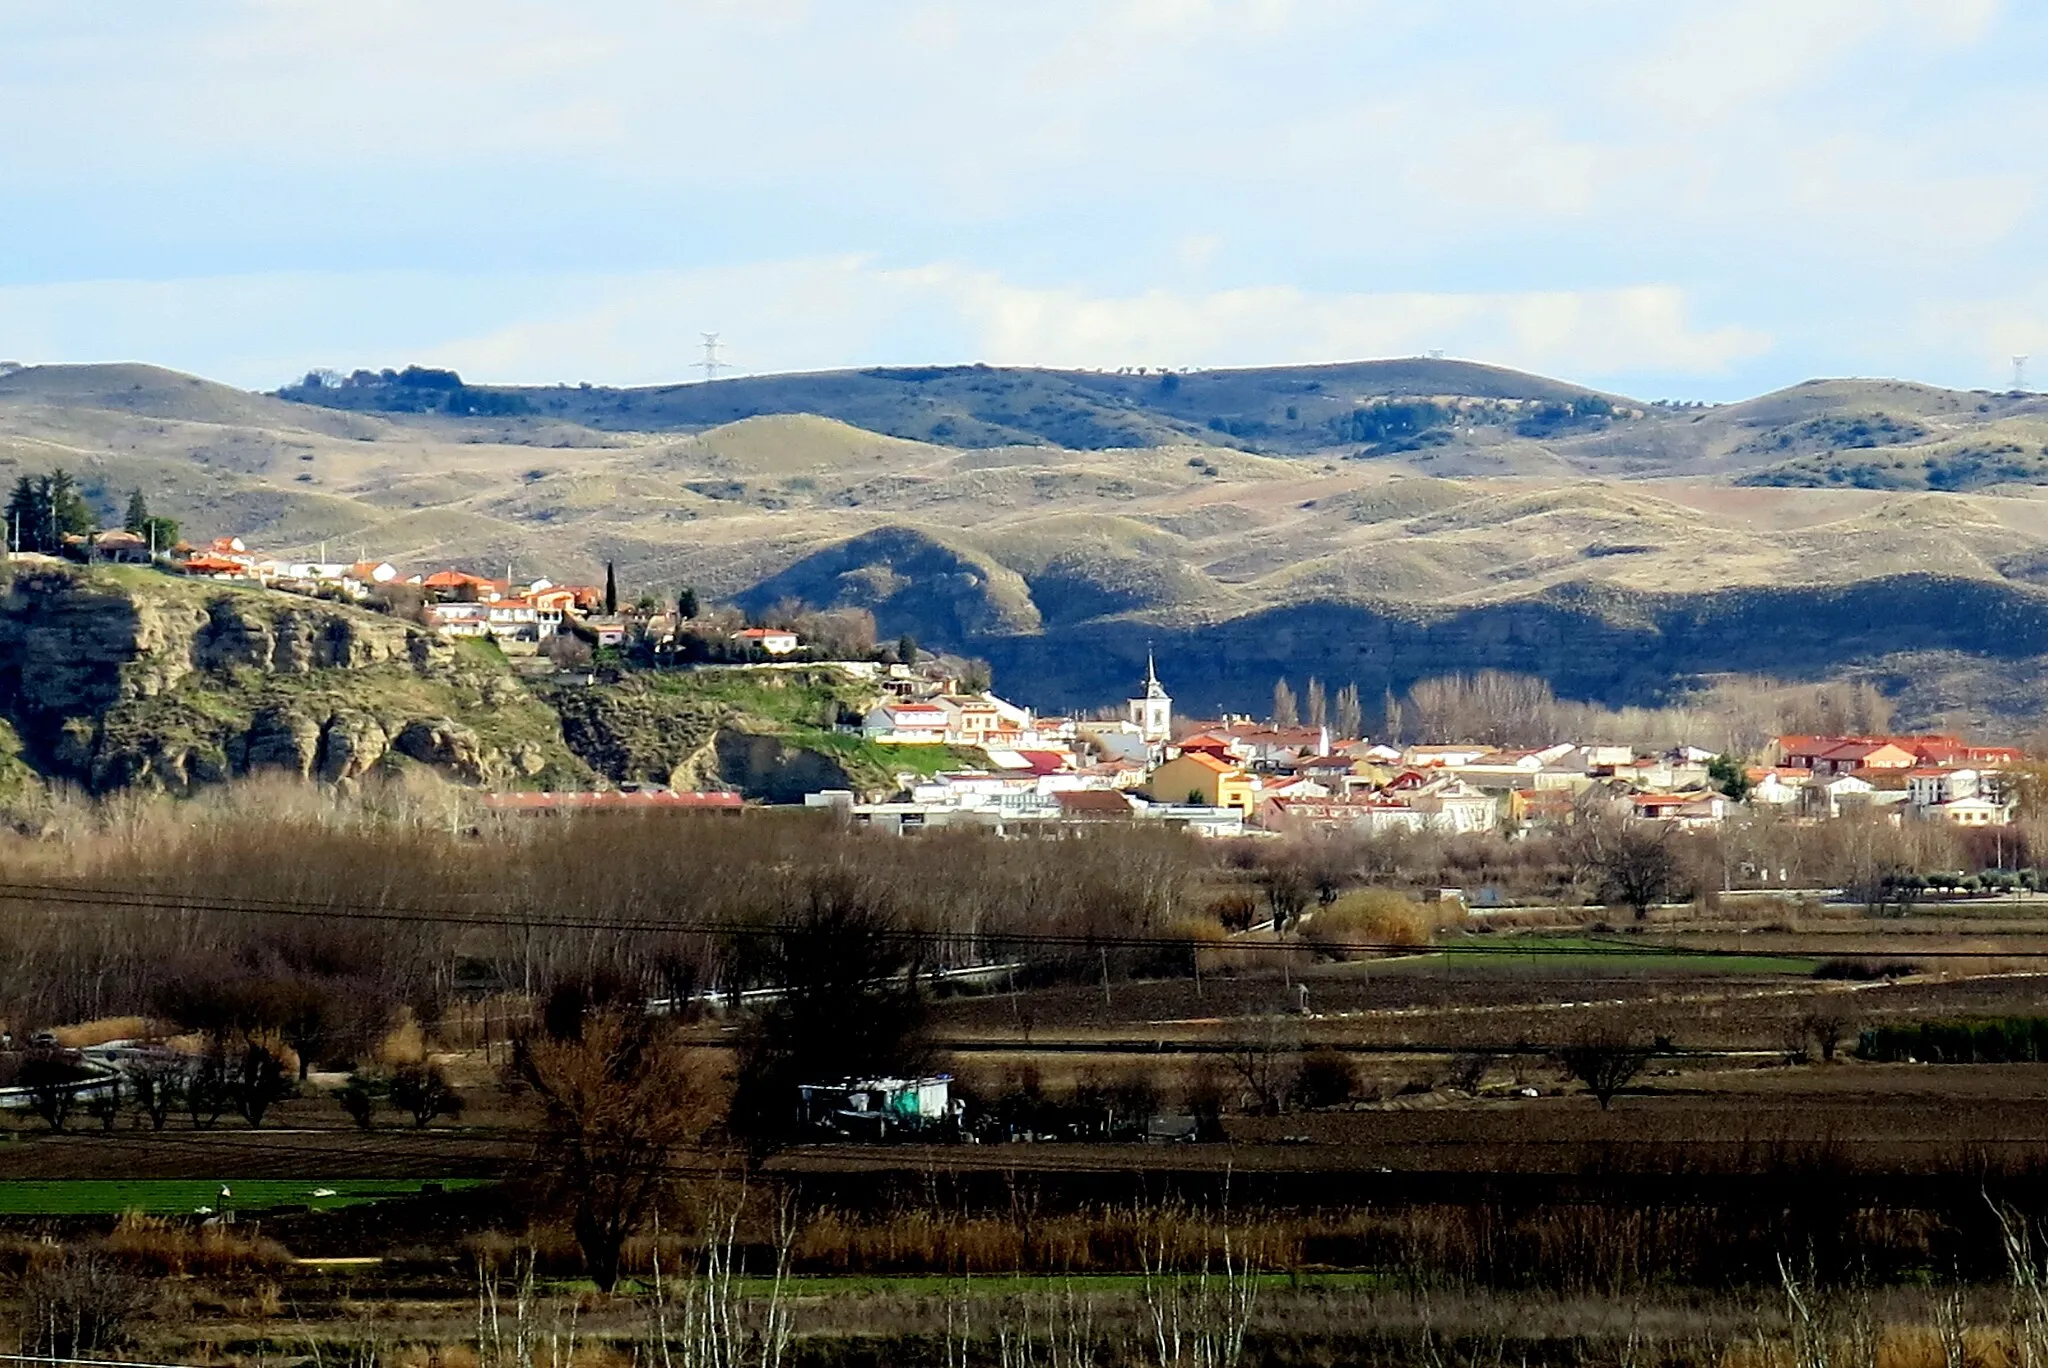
[48, 1016, 157, 1047]
[101, 1212, 291, 1277]
[1305, 889, 1461, 955]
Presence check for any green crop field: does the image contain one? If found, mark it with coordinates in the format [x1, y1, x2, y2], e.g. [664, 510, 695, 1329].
[0, 1178, 489, 1216]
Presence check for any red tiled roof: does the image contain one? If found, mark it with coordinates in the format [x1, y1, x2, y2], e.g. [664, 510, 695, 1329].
[481, 791, 743, 812]
[1055, 790, 1134, 817]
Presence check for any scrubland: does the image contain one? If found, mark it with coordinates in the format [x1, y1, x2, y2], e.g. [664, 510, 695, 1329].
[2, 789, 2048, 1361]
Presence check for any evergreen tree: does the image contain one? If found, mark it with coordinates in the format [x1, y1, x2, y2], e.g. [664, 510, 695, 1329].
[1271, 678, 1299, 729]
[4, 476, 37, 552]
[124, 489, 150, 534]
[677, 586, 700, 619]
[604, 561, 618, 616]
[138, 514, 179, 552]
[897, 633, 917, 666]
[46, 469, 92, 540]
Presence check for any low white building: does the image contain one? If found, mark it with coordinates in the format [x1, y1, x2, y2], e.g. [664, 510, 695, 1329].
[863, 702, 951, 744]
[732, 627, 800, 655]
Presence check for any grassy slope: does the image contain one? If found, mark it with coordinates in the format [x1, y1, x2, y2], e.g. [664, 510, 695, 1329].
[640, 668, 985, 788]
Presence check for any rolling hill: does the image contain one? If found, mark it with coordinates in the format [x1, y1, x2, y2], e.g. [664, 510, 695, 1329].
[11, 359, 2048, 736]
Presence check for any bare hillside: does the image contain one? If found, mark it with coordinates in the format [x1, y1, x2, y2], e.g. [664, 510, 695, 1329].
[11, 361, 2048, 729]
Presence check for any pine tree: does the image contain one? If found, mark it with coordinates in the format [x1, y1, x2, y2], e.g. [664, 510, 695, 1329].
[124, 489, 149, 534]
[677, 586, 700, 619]
[45, 469, 93, 540]
[4, 476, 38, 553]
[1271, 678, 1299, 729]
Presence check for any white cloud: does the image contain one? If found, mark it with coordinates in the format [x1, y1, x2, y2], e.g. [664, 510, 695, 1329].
[0, 262, 1769, 393]
[0, 2, 2041, 397]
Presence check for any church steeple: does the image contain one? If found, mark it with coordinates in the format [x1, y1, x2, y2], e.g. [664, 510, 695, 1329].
[1129, 649, 1172, 744]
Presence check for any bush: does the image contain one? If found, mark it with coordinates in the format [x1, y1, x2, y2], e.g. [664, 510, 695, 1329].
[1303, 890, 1438, 957]
[1292, 1050, 1358, 1110]
[336, 1074, 381, 1130]
[1858, 1017, 2048, 1064]
[1813, 958, 1921, 981]
[20, 1252, 152, 1359]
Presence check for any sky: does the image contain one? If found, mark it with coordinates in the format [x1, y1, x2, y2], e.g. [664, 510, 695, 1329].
[1, 0, 2043, 401]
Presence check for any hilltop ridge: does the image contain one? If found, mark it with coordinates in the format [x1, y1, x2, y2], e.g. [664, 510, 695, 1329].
[9, 357, 2048, 733]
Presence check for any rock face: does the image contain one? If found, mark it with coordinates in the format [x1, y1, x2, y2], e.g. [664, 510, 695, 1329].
[243, 705, 323, 778]
[550, 683, 724, 790]
[0, 567, 539, 795]
[317, 711, 388, 784]
[711, 730, 856, 805]
[392, 718, 489, 784]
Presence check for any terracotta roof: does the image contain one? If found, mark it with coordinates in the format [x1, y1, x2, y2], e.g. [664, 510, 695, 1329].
[481, 791, 743, 811]
[1055, 790, 1134, 817]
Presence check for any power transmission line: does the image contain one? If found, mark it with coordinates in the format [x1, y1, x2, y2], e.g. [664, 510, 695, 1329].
[0, 881, 2039, 961]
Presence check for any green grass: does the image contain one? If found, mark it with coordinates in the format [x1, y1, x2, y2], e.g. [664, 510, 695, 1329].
[1406, 933, 1822, 976]
[645, 666, 876, 727]
[789, 729, 984, 779]
[0, 1178, 489, 1216]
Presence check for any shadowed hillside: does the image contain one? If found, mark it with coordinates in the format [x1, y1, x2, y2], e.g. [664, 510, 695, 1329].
[12, 359, 2048, 734]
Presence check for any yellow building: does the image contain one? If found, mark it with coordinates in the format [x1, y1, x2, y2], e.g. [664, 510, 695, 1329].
[1145, 752, 1257, 815]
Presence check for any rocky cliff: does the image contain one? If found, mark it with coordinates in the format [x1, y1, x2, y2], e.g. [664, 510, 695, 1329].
[0, 564, 908, 804]
[0, 564, 589, 796]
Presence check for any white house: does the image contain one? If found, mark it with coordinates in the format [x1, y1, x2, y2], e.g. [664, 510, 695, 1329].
[732, 627, 800, 655]
[1907, 767, 1978, 809]
[1407, 781, 1501, 834]
[863, 702, 951, 744]
[1927, 796, 2013, 827]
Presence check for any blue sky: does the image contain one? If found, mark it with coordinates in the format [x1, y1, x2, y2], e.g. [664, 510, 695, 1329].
[1, 0, 2042, 400]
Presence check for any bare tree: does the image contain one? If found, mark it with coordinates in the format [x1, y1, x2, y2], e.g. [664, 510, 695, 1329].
[1569, 814, 1684, 920]
[1334, 683, 1364, 741]
[1225, 1015, 1301, 1116]
[1557, 1031, 1654, 1109]
[1271, 679, 1299, 729]
[21, 1051, 79, 1132]
[1305, 677, 1327, 731]
[231, 1043, 291, 1128]
[513, 1007, 715, 1291]
[127, 1056, 182, 1132]
[389, 1060, 465, 1130]
[21, 1253, 151, 1360]
[1801, 1010, 1850, 1063]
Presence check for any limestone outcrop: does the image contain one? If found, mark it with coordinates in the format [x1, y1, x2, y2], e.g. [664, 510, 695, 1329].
[0, 566, 576, 795]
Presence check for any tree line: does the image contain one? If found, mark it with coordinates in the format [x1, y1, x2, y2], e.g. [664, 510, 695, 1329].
[5, 468, 178, 555]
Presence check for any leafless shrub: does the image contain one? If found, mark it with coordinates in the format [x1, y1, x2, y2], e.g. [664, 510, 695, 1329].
[20, 1251, 152, 1359]
[1557, 1031, 1655, 1110]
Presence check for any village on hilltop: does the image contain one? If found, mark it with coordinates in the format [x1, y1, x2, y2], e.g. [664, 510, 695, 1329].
[8, 523, 2034, 842]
